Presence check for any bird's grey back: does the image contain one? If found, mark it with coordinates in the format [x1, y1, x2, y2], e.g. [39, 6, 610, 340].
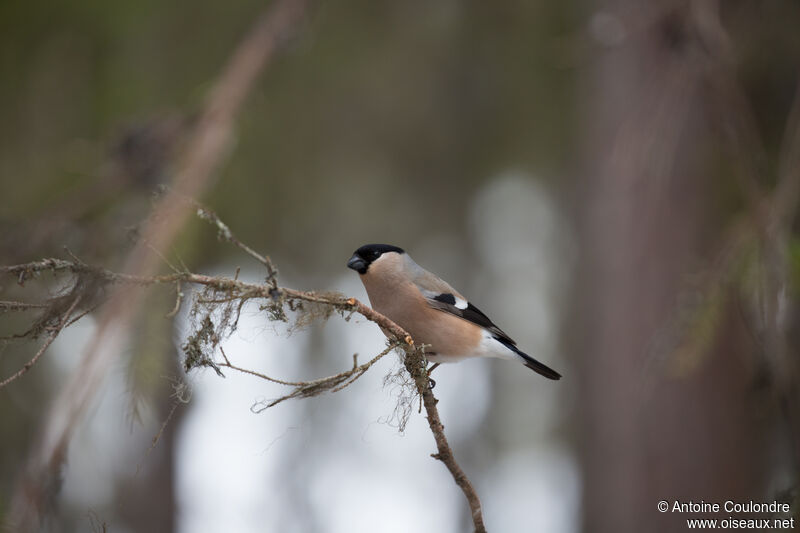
[402, 253, 463, 299]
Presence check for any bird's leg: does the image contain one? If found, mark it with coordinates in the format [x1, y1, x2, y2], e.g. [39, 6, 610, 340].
[426, 362, 440, 389]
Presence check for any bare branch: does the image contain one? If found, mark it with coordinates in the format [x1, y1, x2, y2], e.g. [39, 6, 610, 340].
[403, 351, 488, 533]
[239, 342, 399, 411]
[0, 301, 50, 312]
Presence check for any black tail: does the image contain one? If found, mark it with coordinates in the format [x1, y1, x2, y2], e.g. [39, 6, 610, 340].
[520, 355, 562, 380]
[494, 336, 561, 380]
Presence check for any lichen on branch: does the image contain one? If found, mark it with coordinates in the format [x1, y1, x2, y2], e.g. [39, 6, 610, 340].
[0, 208, 488, 532]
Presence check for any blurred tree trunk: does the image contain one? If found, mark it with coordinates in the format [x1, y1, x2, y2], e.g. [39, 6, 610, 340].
[575, 4, 771, 532]
[115, 382, 179, 532]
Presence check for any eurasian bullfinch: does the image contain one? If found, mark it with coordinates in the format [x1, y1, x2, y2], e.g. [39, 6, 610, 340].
[347, 244, 561, 380]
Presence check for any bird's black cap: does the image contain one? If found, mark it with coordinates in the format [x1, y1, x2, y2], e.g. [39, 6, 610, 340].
[347, 244, 404, 274]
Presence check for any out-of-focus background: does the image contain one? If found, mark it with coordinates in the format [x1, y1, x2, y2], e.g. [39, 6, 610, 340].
[1, 1, 799, 532]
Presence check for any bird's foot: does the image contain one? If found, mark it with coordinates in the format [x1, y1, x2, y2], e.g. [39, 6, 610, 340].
[426, 362, 440, 390]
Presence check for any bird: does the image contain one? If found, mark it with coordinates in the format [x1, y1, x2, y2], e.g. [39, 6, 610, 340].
[346, 244, 561, 380]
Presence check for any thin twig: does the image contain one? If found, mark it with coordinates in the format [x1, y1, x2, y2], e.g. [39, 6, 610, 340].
[0, 296, 82, 389]
[226, 342, 399, 409]
[0, 301, 50, 312]
[165, 281, 184, 318]
[62, 302, 104, 329]
[193, 203, 279, 285]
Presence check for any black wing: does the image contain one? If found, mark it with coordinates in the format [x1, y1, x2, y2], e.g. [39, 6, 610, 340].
[427, 292, 561, 380]
[426, 292, 516, 346]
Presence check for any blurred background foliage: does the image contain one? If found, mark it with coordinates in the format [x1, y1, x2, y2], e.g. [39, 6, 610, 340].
[0, 0, 578, 268]
[1, 0, 800, 532]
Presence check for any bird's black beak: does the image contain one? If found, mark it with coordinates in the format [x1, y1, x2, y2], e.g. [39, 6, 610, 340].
[347, 254, 367, 274]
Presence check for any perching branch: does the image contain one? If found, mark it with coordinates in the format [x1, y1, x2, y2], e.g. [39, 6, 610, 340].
[1, 251, 488, 531]
[403, 350, 488, 532]
[1, 0, 488, 527]
[2, 196, 489, 531]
